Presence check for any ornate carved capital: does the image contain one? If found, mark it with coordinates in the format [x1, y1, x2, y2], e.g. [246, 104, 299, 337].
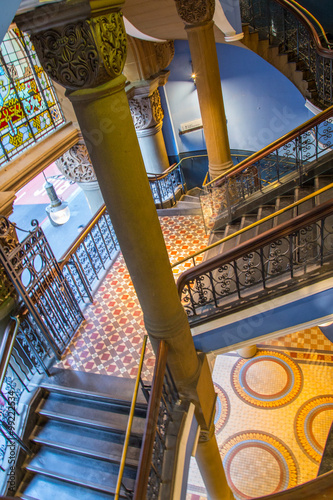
[55, 137, 96, 184]
[129, 89, 164, 131]
[30, 12, 127, 91]
[0, 216, 18, 306]
[153, 41, 175, 73]
[174, 0, 215, 26]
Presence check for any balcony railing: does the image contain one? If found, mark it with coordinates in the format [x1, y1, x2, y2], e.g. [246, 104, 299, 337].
[148, 163, 186, 208]
[59, 205, 120, 306]
[202, 104, 333, 228]
[177, 198, 333, 324]
[0, 310, 53, 471]
[240, 0, 333, 107]
[134, 340, 179, 500]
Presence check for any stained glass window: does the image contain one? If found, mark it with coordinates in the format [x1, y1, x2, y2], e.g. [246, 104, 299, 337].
[0, 27, 64, 167]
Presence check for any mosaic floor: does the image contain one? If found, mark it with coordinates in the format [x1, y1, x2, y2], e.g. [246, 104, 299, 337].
[57, 214, 209, 378]
[186, 328, 333, 499]
[56, 213, 333, 500]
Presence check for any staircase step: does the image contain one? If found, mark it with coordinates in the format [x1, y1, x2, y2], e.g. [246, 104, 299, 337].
[39, 368, 147, 408]
[26, 447, 135, 495]
[176, 200, 201, 209]
[203, 230, 226, 261]
[32, 420, 141, 466]
[38, 392, 146, 436]
[236, 215, 257, 245]
[273, 196, 295, 225]
[187, 187, 203, 197]
[315, 176, 333, 204]
[294, 187, 315, 215]
[180, 194, 201, 203]
[256, 206, 275, 235]
[21, 475, 115, 500]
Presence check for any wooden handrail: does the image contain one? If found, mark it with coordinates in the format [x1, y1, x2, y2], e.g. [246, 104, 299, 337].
[286, 0, 332, 48]
[276, 0, 333, 57]
[146, 163, 177, 180]
[177, 198, 333, 293]
[0, 316, 21, 394]
[115, 335, 148, 500]
[254, 468, 333, 499]
[133, 340, 168, 500]
[58, 204, 108, 267]
[204, 105, 333, 187]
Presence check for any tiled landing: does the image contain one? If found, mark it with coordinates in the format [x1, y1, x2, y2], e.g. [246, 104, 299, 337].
[57, 215, 209, 378]
[186, 327, 333, 499]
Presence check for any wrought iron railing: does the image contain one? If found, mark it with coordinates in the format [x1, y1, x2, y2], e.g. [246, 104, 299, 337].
[0, 217, 83, 358]
[148, 164, 186, 208]
[59, 205, 119, 306]
[134, 341, 179, 500]
[177, 199, 333, 324]
[240, 0, 333, 107]
[0, 311, 53, 471]
[202, 104, 333, 227]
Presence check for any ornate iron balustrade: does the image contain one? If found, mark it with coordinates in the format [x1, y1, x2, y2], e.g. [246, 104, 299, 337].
[240, 0, 333, 107]
[203, 105, 333, 228]
[177, 200, 333, 324]
[59, 206, 119, 306]
[134, 341, 179, 500]
[0, 217, 83, 358]
[0, 311, 53, 471]
[148, 164, 186, 208]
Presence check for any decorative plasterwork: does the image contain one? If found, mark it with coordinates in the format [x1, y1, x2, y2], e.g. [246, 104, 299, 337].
[174, 0, 215, 26]
[30, 12, 127, 90]
[129, 89, 164, 131]
[55, 138, 97, 184]
[153, 40, 175, 72]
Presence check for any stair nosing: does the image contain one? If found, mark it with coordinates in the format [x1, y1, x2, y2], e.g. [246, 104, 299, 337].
[24, 465, 125, 496]
[37, 409, 143, 436]
[32, 437, 139, 467]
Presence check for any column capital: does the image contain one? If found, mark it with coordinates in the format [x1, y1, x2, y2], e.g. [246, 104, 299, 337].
[128, 86, 164, 132]
[55, 136, 97, 184]
[174, 0, 215, 26]
[16, 1, 127, 91]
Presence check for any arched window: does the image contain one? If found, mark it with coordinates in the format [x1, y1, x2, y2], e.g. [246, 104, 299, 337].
[0, 27, 64, 166]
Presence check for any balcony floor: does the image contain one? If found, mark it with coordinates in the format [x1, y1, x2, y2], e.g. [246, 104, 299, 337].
[57, 214, 208, 378]
[56, 213, 333, 500]
[187, 327, 333, 499]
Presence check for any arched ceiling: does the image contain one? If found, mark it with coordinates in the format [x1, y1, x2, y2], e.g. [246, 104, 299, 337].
[122, 0, 227, 43]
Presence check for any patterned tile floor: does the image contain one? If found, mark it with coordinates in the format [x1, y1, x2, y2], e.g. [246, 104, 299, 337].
[186, 327, 333, 499]
[56, 213, 333, 500]
[57, 215, 209, 378]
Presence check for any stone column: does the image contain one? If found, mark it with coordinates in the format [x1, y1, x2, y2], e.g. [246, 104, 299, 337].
[175, 0, 233, 180]
[16, 3, 233, 498]
[128, 75, 169, 174]
[55, 136, 104, 215]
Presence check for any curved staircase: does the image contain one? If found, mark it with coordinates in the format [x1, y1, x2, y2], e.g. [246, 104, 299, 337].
[15, 369, 147, 500]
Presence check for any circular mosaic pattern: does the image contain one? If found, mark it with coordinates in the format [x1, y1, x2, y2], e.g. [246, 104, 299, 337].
[295, 395, 333, 463]
[231, 350, 303, 409]
[214, 382, 230, 434]
[220, 431, 299, 499]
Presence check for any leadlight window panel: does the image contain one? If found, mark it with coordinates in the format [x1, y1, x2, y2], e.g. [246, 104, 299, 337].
[0, 28, 64, 167]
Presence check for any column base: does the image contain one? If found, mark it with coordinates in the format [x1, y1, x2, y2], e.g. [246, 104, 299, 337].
[237, 345, 257, 359]
[209, 159, 233, 180]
